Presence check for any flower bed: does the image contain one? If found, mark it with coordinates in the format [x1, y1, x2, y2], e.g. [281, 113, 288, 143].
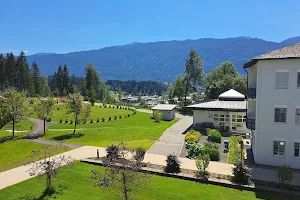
[228, 136, 244, 164]
[184, 130, 201, 143]
[207, 128, 222, 143]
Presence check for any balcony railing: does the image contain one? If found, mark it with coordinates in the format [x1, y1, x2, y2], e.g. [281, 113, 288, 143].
[246, 116, 255, 130]
[248, 88, 256, 99]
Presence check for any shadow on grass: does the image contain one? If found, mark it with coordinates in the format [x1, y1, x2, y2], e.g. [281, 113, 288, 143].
[51, 132, 84, 141]
[20, 184, 67, 200]
[0, 136, 23, 144]
[255, 190, 300, 200]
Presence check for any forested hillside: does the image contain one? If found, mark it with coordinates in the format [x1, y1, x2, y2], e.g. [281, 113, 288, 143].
[27, 36, 300, 82]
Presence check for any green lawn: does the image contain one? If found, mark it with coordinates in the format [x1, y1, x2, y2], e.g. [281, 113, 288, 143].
[0, 119, 35, 138]
[0, 140, 70, 172]
[0, 162, 297, 200]
[43, 112, 176, 149]
[28, 104, 133, 122]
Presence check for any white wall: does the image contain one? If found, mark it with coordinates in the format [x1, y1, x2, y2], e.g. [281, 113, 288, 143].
[153, 110, 175, 121]
[254, 59, 300, 168]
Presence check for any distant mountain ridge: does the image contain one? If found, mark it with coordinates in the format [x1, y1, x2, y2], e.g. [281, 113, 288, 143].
[27, 36, 300, 82]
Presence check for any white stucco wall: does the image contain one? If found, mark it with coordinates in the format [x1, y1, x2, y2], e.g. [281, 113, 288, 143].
[153, 109, 175, 121]
[253, 59, 300, 168]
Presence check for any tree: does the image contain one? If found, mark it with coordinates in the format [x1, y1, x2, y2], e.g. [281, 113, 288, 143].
[153, 111, 162, 123]
[28, 144, 73, 197]
[204, 62, 247, 99]
[167, 84, 175, 104]
[232, 163, 250, 185]
[0, 54, 6, 90]
[92, 142, 149, 200]
[62, 64, 70, 95]
[56, 65, 64, 96]
[173, 75, 185, 101]
[67, 92, 83, 134]
[31, 62, 41, 96]
[161, 92, 167, 104]
[137, 90, 142, 102]
[118, 87, 123, 99]
[67, 92, 91, 133]
[164, 154, 181, 174]
[3, 88, 26, 137]
[195, 154, 210, 179]
[277, 165, 293, 185]
[184, 48, 204, 100]
[35, 98, 55, 133]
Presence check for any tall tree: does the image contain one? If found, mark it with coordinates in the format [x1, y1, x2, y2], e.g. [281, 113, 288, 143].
[184, 48, 204, 100]
[56, 65, 63, 96]
[35, 98, 55, 133]
[173, 75, 185, 101]
[0, 54, 6, 90]
[31, 62, 41, 96]
[3, 88, 26, 137]
[5, 52, 16, 88]
[204, 62, 247, 99]
[62, 64, 70, 95]
[16, 52, 32, 92]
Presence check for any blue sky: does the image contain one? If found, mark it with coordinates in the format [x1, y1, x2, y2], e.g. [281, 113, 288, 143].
[1, 0, 300, 55]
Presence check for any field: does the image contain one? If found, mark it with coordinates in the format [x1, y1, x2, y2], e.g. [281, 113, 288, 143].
[28, 104, 133, 122]
[0, 162, 297, 200]
[43, 112, 176, 149]
[0, 119, 34, 137]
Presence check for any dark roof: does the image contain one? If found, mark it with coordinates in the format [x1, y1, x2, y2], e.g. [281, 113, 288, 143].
[244, 43, 300, 68]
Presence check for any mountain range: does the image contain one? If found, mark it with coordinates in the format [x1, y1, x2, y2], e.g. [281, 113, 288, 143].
[27, 36, 300, 82]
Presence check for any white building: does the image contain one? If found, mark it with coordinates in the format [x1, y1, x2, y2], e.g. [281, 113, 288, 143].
[152, 104, 176, 121]
[187, 89, 248, 132]
[244, 43, 300, 168]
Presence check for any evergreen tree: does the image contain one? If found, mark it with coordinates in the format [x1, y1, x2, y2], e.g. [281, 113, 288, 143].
[0, 54, 6, 90]
[5, 52, 16, 87]
[56, 65, 63, 96]
[16, 52, 32, 92]
[31, 62, 41, 96]
[62, 64, 70, 95]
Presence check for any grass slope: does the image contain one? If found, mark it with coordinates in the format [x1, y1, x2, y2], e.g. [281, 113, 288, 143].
[0, 162, 297, 200]
[0, 120, 34, 136]
[28, 104, 133, 122]
[0, 140, 70, 172]
[43, 112, 176, 149]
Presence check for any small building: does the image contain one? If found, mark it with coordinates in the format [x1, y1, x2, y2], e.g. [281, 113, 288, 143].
[186, 89, 248, 132]
[152, 104, 177, 121]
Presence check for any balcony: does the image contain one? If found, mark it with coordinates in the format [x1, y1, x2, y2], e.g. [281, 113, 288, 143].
[246, 116, 255, 130]
[248, 88, 256, 99]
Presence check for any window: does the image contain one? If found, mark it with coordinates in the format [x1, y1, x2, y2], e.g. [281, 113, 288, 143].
[296, 109, 300, 125]
[275, 72, 289, 89]
[274, 108, 287, 123]
[232, 115, 245, 127]
[295, 142, 300, 157]
[273, 141, 285, 155]
[297, 72, 300, 87]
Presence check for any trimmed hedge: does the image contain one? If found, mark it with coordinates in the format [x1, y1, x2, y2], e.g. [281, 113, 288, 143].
[207, 128, 222, 143]
[202, 142, 220, 161]
[184, 130, 201, 143]
[228, 136, 244, 164]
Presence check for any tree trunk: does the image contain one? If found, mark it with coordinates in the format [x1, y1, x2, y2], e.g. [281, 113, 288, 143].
[122, 171, 128, 200]
[12, 118, 15, 137]
[43, 119, 46, 134]
[46, 173, 53, 194]
[73, 115, 77, 134]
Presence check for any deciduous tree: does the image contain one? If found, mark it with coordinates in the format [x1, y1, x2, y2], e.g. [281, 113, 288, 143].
[35, 98, 55, 133]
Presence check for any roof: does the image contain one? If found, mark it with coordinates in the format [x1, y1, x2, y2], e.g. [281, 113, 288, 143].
[218, 89, 245, 99]
[186, 100, 246, 112]
[244, 43, 300, 68]
[152, 104, 177, 111]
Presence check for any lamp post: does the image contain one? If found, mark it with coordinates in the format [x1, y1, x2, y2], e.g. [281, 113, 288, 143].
[239, 140, 244, 164]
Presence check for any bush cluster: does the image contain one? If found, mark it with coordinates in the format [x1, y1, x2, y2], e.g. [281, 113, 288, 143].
[185, 130, 201, 143]
[186, 143, 202, 159]
[202, 142, 220, 161]
[207, 128, 222, 143]
[164, 154, 181, 174]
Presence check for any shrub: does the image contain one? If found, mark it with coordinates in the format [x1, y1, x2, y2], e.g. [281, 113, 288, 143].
[164, 154, 181, 174]
[277, 165, 293, 185]
[134, 147, 146, 163]
[97, 118, 100, 123]
[186, 143, 202, 159]
[109, 105, 111, 108]
[57, 107, 60, 110]
[112, 106, 115, 108]
[90, 119, 93, 123]
[207, 128, 222, 143]
[65, 119, 68, 124]
[114, 116, 117, 120]
[185, 130, 201, 143]
[119, 116, 122, 119]
[128, 114, 130, 117]
[47, 118, 51, 122]
[232, 163, 250, 184]
[106, 145, 119, 161]
[59, 119, 62, 123]
[108, 117, 112, 121]
[153, 111, 163, 123]
[195, 154, 210, 179]
[202, 143, 220, 161]
[70, 120, 73, 124]
[102, 118, 105, 122]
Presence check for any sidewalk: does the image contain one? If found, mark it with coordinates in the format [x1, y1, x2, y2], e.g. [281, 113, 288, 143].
[0, 146, 233, 190]
[147, 117, 193, 156]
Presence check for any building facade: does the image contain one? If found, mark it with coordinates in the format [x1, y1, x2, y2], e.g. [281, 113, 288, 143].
[244, 43, 300, 168]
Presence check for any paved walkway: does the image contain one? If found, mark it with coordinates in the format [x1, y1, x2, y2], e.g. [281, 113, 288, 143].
[25, 118, 55, 139]
[29, 139, 82, 149]
[0, 146, 233, 190]
[147, 117, 193, 156]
